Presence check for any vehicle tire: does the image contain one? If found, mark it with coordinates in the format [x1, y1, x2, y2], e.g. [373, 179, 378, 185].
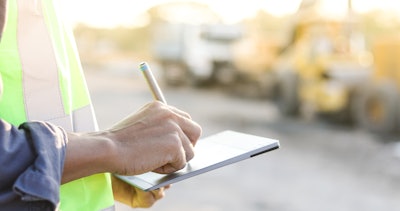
[352, 82, 399, 134]
[276, 71, 300, 116]
[214, 63, 238, 86]
[161, 61, 187, 86]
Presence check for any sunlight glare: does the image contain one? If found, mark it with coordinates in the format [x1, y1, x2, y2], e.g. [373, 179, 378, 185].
[61, 0, 400, 28]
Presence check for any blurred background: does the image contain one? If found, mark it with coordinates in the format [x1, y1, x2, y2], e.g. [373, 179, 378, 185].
[62, 0, 400, 210]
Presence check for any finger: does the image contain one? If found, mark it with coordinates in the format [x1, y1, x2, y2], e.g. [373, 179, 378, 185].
[165, 109, 201, 146]
[168, 105, 192, 119]
[177, 125, 195, 161]
[153, 132, 188, 174]
[134, 189, 157, 208]
[158, 104, 202, 146]
[153, 150, 187, 174]
[150, 188, 166, 200]
[178, 117, 202, 147]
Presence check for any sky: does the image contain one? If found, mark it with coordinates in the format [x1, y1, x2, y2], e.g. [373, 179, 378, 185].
[61, 0, 400, 28]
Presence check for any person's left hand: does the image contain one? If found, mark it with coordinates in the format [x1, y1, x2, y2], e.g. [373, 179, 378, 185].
[111, 175, 170, 208]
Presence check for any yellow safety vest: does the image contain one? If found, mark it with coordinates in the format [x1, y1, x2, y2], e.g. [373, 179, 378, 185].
[0, 0, 114, 210]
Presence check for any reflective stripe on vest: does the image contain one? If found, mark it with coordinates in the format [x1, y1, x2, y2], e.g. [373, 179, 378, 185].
[0, 0, 114, 210]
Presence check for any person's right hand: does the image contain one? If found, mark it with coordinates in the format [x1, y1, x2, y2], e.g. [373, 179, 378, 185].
[106, 101, 202, 175]
[62, 101, 201, 184]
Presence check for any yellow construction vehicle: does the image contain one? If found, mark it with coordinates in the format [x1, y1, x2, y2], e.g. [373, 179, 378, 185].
[352, 35, 400, 133]
[273, 0, 372, 121]
[228, 0, 398, 134]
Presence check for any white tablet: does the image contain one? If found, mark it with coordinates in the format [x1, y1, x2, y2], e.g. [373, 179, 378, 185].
[115, 130, 280, 191]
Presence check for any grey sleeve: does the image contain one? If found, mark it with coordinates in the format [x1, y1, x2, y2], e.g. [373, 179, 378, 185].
[0, 119, 68, 210]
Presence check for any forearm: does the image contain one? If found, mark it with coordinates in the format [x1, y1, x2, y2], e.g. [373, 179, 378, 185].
[62, 131, 116, 184]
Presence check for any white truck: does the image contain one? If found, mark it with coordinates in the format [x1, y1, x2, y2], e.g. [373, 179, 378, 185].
[152, 23, 242, 86]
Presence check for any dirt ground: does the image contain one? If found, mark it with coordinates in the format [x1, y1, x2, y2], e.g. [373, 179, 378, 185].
[84, 63, 400, 211]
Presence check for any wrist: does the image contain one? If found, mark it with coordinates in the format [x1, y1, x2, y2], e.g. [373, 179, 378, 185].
[62, 131, 117, 183]
[93, 131, 119, 174]
[89, 131, 117, 173]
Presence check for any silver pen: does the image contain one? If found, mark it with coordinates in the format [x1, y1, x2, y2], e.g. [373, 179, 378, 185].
[140, 62, 167, 104]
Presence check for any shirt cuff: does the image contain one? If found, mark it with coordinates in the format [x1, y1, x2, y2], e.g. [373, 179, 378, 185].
[13, 121, 68, 209]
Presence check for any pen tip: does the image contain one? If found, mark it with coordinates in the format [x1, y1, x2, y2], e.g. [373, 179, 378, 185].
[140, 62, 148, 71]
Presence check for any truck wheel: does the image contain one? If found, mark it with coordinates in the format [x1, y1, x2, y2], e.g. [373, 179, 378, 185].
[161, 62, 187, 86]
[214, 64, 237, 86]
[276, 71, 299, 116]
[353, 82, 399, 134]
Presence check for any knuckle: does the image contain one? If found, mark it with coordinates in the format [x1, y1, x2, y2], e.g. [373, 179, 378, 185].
[160, 108, 177, 121]
[152, 100, 164, 107]
[164, 120, 180, 132]
[180, 111, 192, 119]
[149, 101, 168, 113]
[165, 131, 182, 149]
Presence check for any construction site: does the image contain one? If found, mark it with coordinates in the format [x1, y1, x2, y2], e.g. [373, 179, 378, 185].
[144, 0, 400, 135]
[71, 0, 400, 210]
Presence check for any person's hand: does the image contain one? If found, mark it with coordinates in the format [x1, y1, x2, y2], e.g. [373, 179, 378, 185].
[61, 101, 201, 184]
[111, 175, 170, 208]
[107, 101, 202, 175]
